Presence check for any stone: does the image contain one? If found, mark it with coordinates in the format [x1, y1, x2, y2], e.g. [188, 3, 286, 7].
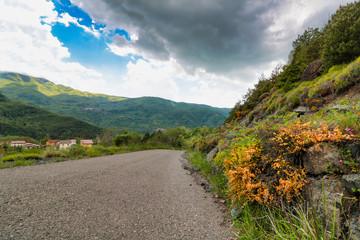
[350, 211, 360, 240]
[206, 146, 222, 174]
[230, 207, 241, 220]
[346, 143, 360, 160]
[327, 105, 352, 113]
[303, 143, 342, 175]
[305, 178, 345, 237]
[206, 147, 219, 162]
[342, 174, 360, 196]
[293, 106, 310, 116]
[301, 59, 323, 82]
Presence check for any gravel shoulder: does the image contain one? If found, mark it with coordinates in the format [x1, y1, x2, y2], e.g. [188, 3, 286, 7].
[0, 149, 232, 239]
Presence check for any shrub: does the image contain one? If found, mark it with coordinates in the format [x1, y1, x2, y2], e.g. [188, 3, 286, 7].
[43, 149, 64, 159]
[323, 2, 360, 70]
[85, 147, 102, 157]
[223, 119, 356, 207]
[2, 154, 22, 162]
[22, 153, 43, 160]
[66, 145, 86, 158]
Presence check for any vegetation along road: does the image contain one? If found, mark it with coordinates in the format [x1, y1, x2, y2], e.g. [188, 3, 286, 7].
[0, 150, 230, 239]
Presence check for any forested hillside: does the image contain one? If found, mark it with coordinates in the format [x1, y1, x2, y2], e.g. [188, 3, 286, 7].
[226, 2, 360, 123]
[0, 92, 103, 139]
[0, 72, 229, 133]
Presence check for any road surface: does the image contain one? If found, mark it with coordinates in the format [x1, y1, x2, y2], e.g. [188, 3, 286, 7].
[0, 150, 231, 239]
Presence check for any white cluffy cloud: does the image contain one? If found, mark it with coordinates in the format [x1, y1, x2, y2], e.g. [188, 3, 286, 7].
[0, 0, 107, 93]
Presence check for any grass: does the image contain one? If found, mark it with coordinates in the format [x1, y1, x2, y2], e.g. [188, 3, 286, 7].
[0, 143, 181, 169]
[188, 150, 229, 198]
[230, 200, 345, 240]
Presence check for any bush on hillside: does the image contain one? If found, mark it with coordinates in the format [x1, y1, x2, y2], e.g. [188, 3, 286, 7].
[323, 2, 360, 70]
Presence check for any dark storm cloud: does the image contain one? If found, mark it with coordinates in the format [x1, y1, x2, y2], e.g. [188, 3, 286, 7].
[71, 0, 352, 77]
[73, 0, 287, 74]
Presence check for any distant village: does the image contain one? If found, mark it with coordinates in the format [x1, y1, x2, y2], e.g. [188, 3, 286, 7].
[9, 139, 94, 149]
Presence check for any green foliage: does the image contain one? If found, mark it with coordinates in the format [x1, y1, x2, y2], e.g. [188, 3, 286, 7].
[1, 154, 22, 162]
[323, 2, 360, 70]
[188, 151, 212, 175]
[65, 145, 87, 159]
[0, 92, 103, 140]
[114, 134, 131, 146]
[188, 150, 229, 198]
[276, 61, 305, 92]
[21, 153, 43, 160]
[1, 153, 42, 162]
[150, 127, 189, 148]
[232, 202, 343, 240]
[226, 66, 280, 122]
[43, 149, 65, 159]
[277, 28, 324, 92]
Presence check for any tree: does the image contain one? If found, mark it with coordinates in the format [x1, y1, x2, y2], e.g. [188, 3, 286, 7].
[114, 134, 131, 146]
[323, 2, 360, 70]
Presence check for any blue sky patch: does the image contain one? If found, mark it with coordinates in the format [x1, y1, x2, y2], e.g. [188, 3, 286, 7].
[48, 0, 135, 76]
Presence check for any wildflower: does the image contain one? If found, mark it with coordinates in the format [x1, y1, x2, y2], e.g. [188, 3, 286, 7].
[345, 128, 354, 134]
[339, 159, 343, 163]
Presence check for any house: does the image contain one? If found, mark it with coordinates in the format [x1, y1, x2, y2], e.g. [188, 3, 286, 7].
[10, 141, 26, 147]
[156, 128, 166, 132]
[58, 140, 76, 150]
[24, 143, 40, 149]
[80, 139, 93, 148]
[46, 139, 59, 147]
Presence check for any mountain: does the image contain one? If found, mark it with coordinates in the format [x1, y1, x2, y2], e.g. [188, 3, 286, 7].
[0, 92, 103, 139]
[0, 72, 230, 132]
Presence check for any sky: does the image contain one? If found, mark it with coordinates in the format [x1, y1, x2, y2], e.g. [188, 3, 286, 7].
[0, 0, 354, 108]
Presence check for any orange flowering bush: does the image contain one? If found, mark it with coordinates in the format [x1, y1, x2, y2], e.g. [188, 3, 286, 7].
[224, 119, 356, 206]
[236, 110, 250, 119]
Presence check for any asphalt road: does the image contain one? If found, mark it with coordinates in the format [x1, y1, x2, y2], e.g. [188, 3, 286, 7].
[0, 150, 231, 239]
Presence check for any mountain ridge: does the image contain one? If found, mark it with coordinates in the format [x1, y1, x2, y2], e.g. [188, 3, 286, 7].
[0, 92, 103, 139]
[0, 72, 230, 133]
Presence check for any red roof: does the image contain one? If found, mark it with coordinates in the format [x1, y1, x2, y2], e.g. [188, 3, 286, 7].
[47, 140, 59, 143]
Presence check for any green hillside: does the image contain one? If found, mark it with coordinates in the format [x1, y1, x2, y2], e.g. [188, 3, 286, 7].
[0, 92, 103, 139]
[0, 72, 230, 132]
[189, 3, 360, 239]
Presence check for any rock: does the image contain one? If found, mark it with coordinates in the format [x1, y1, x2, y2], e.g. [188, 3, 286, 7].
[303, 143, 342, 175]
[206, 147, 219, 162]
[346, 143, 360, 160]
[342, 174, 360, 196]
[305, 178, 345, 237]
[293, 106, 310, 116]
[301, 59, 323, 82]
[350, 211, 360, 240]
[327, 105, 352, 113]
[206, 147, 222, 174]
[230, 207, 241, 220]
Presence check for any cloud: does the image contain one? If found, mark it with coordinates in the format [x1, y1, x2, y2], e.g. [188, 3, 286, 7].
[0, 0, 353, 109]
[49, 12, 101, 38]
[72, 0, 351, 75]
[115, 58, 180, 100]
[0, 0, 107, 93]
[68, 0, 353, 108]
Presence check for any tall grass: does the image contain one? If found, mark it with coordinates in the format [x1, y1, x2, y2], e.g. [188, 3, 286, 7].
[187, 150, 229, 198]
[231, 202, 345, 240]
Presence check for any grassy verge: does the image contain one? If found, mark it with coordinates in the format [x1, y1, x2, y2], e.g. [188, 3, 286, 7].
[187, 150, 229, 199]
[0, 144, 179, 169]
